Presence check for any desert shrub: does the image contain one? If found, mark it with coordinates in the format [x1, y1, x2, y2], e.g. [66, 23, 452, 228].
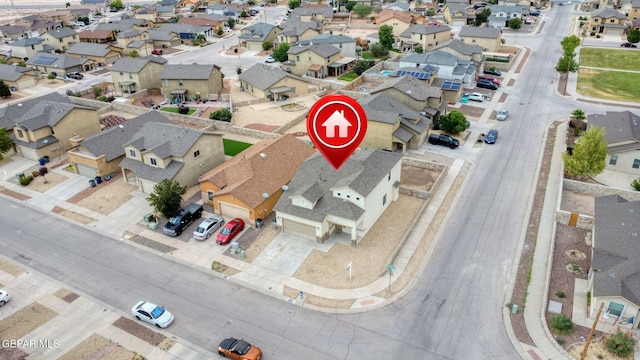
[19, 175, 33, 186]
[555, 291, 566, 298]
[632, 178, 640, 191]
[550, 314, 573, 335]
[556, 338, 565, 345]
[209, 109, 232, 122]
[604, 328, 637, 358]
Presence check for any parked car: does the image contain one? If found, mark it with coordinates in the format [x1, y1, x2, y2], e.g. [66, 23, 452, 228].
[496, 109, 509, 121]
[152, 49, 163, 55]
[74, 22, 86, 27]
[218, 337, 263, 360]
[265, 55, 275, 63]
[478, 75, 500, 86]
[621, 42, 637, 48]
[484, 129, 499, 144]
[67, 72, 83, 80]
[163, 203, 203, 236]
[467, 92, 484, 102]
[193, 215, 224, 241]
[428, 134, 459, 149]
[477, 79, 498, 90]
[0, 289, 10, 306]
[483, 68, 502, 76]
[131, 301, 174, 328]
[529, 10, 540, 16]
[216, 218, 245, 245]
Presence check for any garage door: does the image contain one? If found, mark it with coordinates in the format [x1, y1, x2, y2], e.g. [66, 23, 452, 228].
[16, 78, 35, 90]
[219, 202, 249, 221]
[19, 146, 38, 161]
[76, 163, 97, 178]
[140, 179, 156, 194]
[282, 218, 316, 241]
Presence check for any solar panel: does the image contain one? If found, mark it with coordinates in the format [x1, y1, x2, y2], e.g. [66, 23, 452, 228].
[33, 56, 57, 65]
[396, 70, 407, 76]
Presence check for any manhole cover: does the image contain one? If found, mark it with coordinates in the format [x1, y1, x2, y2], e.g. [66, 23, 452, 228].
[285, 309, 295, 317]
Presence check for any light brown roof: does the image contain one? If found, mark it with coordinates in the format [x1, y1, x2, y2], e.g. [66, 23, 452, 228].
[178, 17, 220, 27]
[308, 64, 323, 71]
[377, 9, 413, 24]
[79, 30, 114, 39]
[199, 134, 315, 208]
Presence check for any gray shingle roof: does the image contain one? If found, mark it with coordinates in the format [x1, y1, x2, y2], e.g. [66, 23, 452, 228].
[588, 111, 640, 153]
[403, 50, 462, 66]
[592, 195, 640, 306]
[118, 29, 143, 38]
[274, 149, 402, 222]
[0, 92, 68, 129]
[280, 22, 321, 37]
[238, 22, 276, 43]
[96, 22, 136, 32]
[67, 42, 111, 57]
[487, 5, 525, 14]
[400, 24, 451, 38]
[148, 30, 176, 41]
[160, 63, 218, 80]
[358, 93, 419, 124]
[0, 63, 31, 82]
[432, 39, 483, 56]
[287, 43, 340, 57]
[7, 99, 92, 132]
[459, 26, 501, 39]
[26, 53, 88, 70]
[591, 8, 627, 18]
[0, 25, 28, 35]
[159, 24, 211, 34]
[11, 37, 44, 47]
[238, 63, 302, 90]
[45, 27, 78, 39]
[79, 112, 173, 162]
[111, 56, 167, 73]
[309, 33, 356, 44]
[371, 75, 443, 101]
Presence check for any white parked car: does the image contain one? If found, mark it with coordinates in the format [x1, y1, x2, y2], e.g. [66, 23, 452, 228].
[265, 55, 275, 63]
[193, 215, 224, 240]
[131, 301, 174, 328]
[0, 289, 10, 306]
[467, 93, 484, 102]
[496, 109, 509, 121]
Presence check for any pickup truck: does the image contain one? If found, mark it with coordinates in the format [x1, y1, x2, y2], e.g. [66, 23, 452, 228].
[163, 203, 203, 236]
[428, 134, 460, 149]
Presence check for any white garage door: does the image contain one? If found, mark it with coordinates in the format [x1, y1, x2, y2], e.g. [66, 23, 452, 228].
[140, 179, 156, 194]
[76, 163, 97, 178]
[19, 146, 38, 161]
[219, 202, 249, 221]
[16, 78, 35, 90]
[282, 219, 316, 241]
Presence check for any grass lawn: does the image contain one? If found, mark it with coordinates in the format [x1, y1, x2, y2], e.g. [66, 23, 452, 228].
[361, 51, 373, 60]
[338, 72, 359, 81]
[160, 107, 197, 115]
[579, 48, 640, 71]
[577, 68, 640, 102]
[223, 138, 252, 156]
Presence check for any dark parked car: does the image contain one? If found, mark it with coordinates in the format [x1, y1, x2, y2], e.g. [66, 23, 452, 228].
[478, 75, 501, 86]
[477, 79, 498, 90]
[428, 134, 459, 149]
[483, 68, 502, 76]
[67, 72, 83, 80]
[529, 10, 540, 16]
[621, 42, 637, 48]
[484, 129, 499, 144]
[163, 203, 203, 236]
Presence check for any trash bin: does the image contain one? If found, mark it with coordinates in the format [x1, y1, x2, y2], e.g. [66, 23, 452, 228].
[95, 176, 102, 184]
[272, 218, 277, 229]
[255, 218, 263, 228]
[16, 173, 25, 180]
[89, 179, 96, 187]
[39, 158, 45, 166]
[43, 156, 49, 163]
[144, 213, 155, 223]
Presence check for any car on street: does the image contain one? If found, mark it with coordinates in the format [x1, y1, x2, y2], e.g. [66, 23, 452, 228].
[477, 79, 498, 90]
[193, 215, 224, 240]
[0, 289, 10, 306]
[67, 72, 83, 80]
[467, 92, 484, 102]
[478, 75, 501, 86]
[496, 109, 509, 121]
[131, 301, 174, 328]
[621, 42, 637, 48]
[484, 129, 499, 144]
[152, 49, 163, 55]
[265, 55, 275, 63]
[483, 68, 502, 76]
[218, 337, 263, 360]
[216, 218, 245, 245]
[224, 28, 232, 32]
[529, 10, 540, 16]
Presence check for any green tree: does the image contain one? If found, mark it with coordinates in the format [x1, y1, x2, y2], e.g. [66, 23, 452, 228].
[110, 0, 123, 9]
[353, 3, 372, 18]
[93, 86, 103, 99]
[426, 7, 435, 16]
[240, 10, 248, 17]
[570, 109, 586, 121]
[216, 27, 224, 36]
[209, 108, 233, 122]
[604, 328, 638, 358]
[0, 127, 12, 161]
[438, 110, 468, 135]
[262, 40, 274, 51]
[632, 178, 640, 191]
[0, 81, 11, 98]
[288, 0, 301, 9]
[47, 73, 56, 83]
[414, 45, 424, 54]
[475, 8, 491, 25]
[555, 55, 578, 73]
[379, 24, 394, 50]
[550, 314, 573, 335]
[627, 29, 640, 44]
[563, 126, 607, 179]
[227, 17, 236, 29]
[65, 2, 71, 7]
[272, 42, 291, 62]
[129, 50, 139, 58]
[370, 43, 388, 57]
[236, 66, 242, 74]
[561, 35, 581, 56]
[508, 17, 522, 30]
[345, 1, 357, 11]
[146, 179, 187, 218]
[352, 60, 370, 75]
[247, 0, 255, 4]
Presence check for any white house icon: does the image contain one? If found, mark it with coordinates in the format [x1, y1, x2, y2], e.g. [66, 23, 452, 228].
[322, 110, 351, 138]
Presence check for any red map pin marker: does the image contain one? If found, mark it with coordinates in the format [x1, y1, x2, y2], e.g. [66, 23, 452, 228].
[306, 94, 367, 170]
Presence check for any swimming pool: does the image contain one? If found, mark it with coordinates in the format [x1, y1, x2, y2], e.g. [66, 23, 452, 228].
[380, 70, 392, 76]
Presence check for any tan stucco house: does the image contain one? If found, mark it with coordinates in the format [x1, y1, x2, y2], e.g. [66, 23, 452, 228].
[375, 9, 415, 37]
[588, 111, 640, 177]
[238, 63, 310, 101]
[41, 28, 79, 52]
[588, 8, 627, 40]
[160, 63, 223, 102]
[238, 22, 278, 51]
[66, 42, 121, 65]
[282, 43, 342, 78]
[110, 56, 168, 96]
[0, 63, 36, 90]
[458, 26, 503, 53]
[398, 24, 452, 52]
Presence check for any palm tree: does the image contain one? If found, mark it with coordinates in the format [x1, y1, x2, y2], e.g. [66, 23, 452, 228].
[571, 109, 586, 121]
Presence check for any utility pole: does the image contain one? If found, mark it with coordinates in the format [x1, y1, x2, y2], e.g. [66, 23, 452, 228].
[580, 302, 605, 360]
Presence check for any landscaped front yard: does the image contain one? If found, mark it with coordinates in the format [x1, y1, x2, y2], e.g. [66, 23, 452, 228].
[160, 107, 196, 115]
[577, 48, 640, 101]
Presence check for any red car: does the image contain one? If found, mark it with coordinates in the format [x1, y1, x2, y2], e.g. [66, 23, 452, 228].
[152, 49, 163, 55]
[216, 218, 245, 245]
[478, 75, 501, 86]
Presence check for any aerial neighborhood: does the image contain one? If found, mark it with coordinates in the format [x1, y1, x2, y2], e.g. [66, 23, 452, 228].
[1, 0, 640, 358]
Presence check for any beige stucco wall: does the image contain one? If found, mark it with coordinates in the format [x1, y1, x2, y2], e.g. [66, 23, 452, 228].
[381, 18, 411, 37]
[361, 119, 399, 151]
[42, 33, 79, 52]
[460, 35, 501, 52]
[411, 29, 452, 50]
[606, 152, 640, 176]
[67, 149, 122, 178]
[172, 134, 225, 188]
[162, 68, 223, 100]
[286, 49, 342, 77]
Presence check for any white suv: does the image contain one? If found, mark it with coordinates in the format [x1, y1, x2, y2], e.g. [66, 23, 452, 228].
[467, 93, 484, 102]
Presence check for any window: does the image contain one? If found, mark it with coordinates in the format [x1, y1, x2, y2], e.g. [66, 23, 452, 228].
[296, 55, 300, 61]
[419, 34, 423, 40]
[59, 38, 63, 42]
[383, 194, 387, 206]
[129, 149, 136, 157]
[607, 302, 624, 317]
[609, 155, 618, 165]
[129, 74, 132, 79]
[163, 79, 169, 86]
[388, 172, 391, 181]
[178, 79, 183, 86]
[634, 159, 640, 169]
[610, 19, 615, 23]
[594, 18, 599, 22]
[17, 129, 23, 138]
[150, 158, 157, 166]
[193, 150, 200, 158]
[207, 191, 214, 201]
[119, 72, 124, 76]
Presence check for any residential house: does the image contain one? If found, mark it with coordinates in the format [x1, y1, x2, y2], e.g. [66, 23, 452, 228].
[41, 28, 78, 53]
[148, 30, 181, 48]
[27, 52, 92, 75]
[630, 0, 640, 20]
[588, 111, 640, 176]
[588, 195, 640, 330]
[358, 93, 431, 153]
[375, 9, 415, 38]
[432, 39, 484, 63]
[111, 56, 168, 96]
[238, 63, 310, 101]
[157, 6, 178, 21]
[443, 4, 476, 26]
[14, 15, 43, 29]
[398, 24, 452, 52]
[400, 50, 478, 86]
[40, 9, 75, 27]
[458, 26, 503, 52]
[119, 122, 225, 194]
[159, 23, 212, 40]
[282, 43, 343, 78]
[133, 7, 158, 23]
[10, 38, 46, 61]
[115, 29, 152, 56]
[588, 8, 627, 40]
[67, 111, 173, 178]
[0, 26, 31, 42]
[0, 63, 36, 90]
[385, 2, 411, 11]
[274, 149, 402, 245]
[291, 6, 334, 24]
[199, 134, 315, 225]
[181, 0, 201, 10]
[96, 19, 151, 33]
[307, 33, 357, 58]
[487, 5, 525, 29]
[388, 65, 439, 84]
[0, 94, 100, 161]
[178, 16, 222, 32]
[370, 75, 445, 128]
[160, 63, 223, 102]
[238, 23, 278, 51]
[277, 22, 322, 45]
[78, 29, 117, 44]
[66, 42, 121, 65]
